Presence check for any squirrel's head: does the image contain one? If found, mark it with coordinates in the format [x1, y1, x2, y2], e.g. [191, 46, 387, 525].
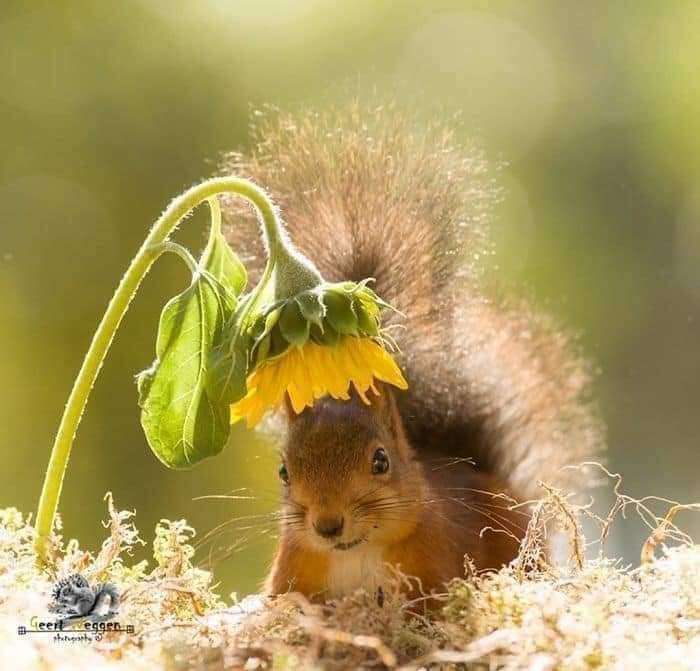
[278, 385, 426, 553]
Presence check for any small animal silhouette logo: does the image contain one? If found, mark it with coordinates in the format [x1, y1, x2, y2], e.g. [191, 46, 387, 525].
[49, 574, 119, 622]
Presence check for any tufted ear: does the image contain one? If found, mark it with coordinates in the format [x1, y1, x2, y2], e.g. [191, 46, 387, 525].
[282, 385, 411, 451]
[282, 392, 328, 424]
[282, 393, 297, 423]
[369, 383, 411, 452]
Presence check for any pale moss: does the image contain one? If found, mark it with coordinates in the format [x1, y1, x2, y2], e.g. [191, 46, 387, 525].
[1, 487, 699, 671]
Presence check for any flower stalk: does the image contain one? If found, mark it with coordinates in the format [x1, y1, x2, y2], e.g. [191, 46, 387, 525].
[34, 177, 282, 564]
[34, 174, 408, 566]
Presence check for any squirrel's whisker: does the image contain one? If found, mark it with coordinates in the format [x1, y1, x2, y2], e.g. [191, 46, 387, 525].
[447, 499, 526, 535]
[196, 511, 295, 548]
[435, 486, 520, 504]
[233, 104, 602, 601]
[350, 485, 388, 507]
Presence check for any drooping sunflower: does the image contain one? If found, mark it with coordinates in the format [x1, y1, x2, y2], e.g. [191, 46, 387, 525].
[230, 335, 407, 428]
[230, 281, 407, 428]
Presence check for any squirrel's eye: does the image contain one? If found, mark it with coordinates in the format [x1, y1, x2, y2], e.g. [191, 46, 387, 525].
[278, 463, 289, 485]
[371, 448, 389, 475]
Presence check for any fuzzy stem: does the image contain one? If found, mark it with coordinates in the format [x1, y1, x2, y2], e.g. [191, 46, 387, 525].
[155, 241, 199, 273]
[34, 177, 281, 563]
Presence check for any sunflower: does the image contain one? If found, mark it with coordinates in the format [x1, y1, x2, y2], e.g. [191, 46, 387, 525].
[230, 335, 407, 428]
[227, 240, 407, 428]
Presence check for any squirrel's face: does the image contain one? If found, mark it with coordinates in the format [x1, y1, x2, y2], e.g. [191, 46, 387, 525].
[278, 388, 425, 553]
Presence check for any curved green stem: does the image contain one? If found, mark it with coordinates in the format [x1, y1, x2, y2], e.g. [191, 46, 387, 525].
[34, 177, 281, 563]
[154, 241, 199, 273]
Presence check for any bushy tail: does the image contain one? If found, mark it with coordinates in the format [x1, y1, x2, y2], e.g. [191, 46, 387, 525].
[92, 583, 119, 616]
[222, 103, 604, 499]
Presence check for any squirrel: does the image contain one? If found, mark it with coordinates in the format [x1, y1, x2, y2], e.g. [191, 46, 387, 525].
[222, 103, 604, 602]
[49, 574, 119, 620]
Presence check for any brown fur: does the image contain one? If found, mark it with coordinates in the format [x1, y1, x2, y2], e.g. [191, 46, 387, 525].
[266, 390, 522, 601]
[221, 103, 604, 598]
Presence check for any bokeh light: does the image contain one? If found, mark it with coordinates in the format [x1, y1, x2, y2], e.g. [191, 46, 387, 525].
[1, 1, 698, 596]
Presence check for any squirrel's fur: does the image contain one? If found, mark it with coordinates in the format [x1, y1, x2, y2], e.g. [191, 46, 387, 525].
[222, 104, 604, 502]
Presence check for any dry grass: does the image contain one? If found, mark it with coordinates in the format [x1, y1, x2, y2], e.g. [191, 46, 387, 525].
[1, 470, 698, 670]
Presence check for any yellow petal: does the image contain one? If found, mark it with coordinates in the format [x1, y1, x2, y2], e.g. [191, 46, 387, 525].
[231, 334, 408, 426]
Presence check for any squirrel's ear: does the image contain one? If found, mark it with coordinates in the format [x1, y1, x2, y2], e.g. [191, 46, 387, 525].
[282, 393, 299, 423]
[372, 384, 410, 447]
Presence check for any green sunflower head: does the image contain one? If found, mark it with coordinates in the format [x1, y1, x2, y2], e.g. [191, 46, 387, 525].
[246, 280, 393, 366]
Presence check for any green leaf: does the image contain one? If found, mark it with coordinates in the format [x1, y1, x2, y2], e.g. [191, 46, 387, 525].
[205, 330, 248, 407]
[137, 274, 235, 469]
[251, 307, 281, 358]
[254, 334, 271, 363]
[311, 321, 340, 346]
[279, 300, 310, 347]
[201, 228, 247, 300]
[296, 291, 325, 326]
[355, 297, 379, 336]
[269, 327, 290, 357]
[323, 290, 358, 335]
[356, 287, 381, 315]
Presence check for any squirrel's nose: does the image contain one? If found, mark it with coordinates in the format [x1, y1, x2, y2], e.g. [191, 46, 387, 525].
[313, 515, 344, 539]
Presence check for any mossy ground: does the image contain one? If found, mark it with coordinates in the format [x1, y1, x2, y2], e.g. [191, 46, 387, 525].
[1, 477, 698, 671]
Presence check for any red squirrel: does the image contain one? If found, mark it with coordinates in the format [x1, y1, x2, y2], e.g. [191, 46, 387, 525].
[223, 104, 603, 601]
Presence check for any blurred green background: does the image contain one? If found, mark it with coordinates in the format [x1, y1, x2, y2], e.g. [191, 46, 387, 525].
[1, 1, 699, 597]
